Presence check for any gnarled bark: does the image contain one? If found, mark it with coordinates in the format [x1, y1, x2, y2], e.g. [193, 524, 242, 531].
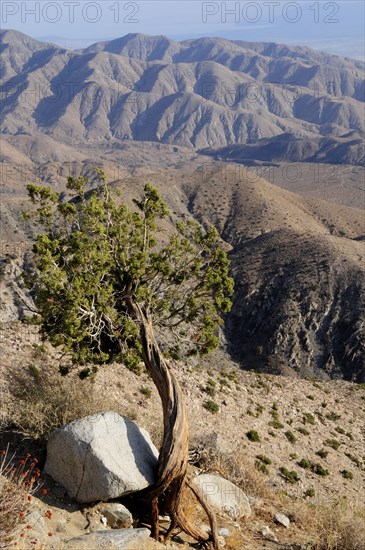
[129, 302, 219, 550]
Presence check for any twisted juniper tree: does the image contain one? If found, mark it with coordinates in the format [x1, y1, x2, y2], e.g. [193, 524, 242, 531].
[25, 170, 234, 549]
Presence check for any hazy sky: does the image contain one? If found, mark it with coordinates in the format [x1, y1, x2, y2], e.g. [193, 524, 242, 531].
[1, 0, 364, 59]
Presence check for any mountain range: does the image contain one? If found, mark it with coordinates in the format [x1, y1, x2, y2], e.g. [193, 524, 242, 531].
[1, 30, 364, 163]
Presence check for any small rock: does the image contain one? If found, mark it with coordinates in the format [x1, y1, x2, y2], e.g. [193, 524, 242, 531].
[200, 525, 231, 538]
[98, 503, 133, 529]
[218, 535, 226, 547]
[193, 473, 251, 520]
[65, 528, 151, 549]
[24, 511, 61, 547]
[25, 511, 47, 534]
[274, 512, 290, 528]
[218, 528, 231, 538]
[261, 526, 278, 542]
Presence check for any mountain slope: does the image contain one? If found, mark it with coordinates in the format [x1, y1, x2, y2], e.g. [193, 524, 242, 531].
[201, 131, 365, 165]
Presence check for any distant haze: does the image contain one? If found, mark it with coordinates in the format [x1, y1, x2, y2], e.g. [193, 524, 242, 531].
[1, 0, 363, 60]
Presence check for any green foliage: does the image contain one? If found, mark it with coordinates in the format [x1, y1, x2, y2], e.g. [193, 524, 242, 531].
[312, 463, 329, 476]
[203, 377, 217, 397]
[324, 438, 341, 450]
[316, 448, 329, 459]
[269, 419, 284, 429]
[298, 458, 311, 469]
[279, 467, 299, 484]
[139, 386, 152, 398]
[269, 405, 284, 429]
[246, 430, 260, 442]
[255, 460, 269, 474]
[297, 458, 328, 476]
[255, 403, 264, 415]
[340, 470, 353, 480]
[344, 453, 362, 468]
[24, 171, 234, 372]
[203, 400, 219, 414]
[326, 412, 341, 421]
[304, 488, 315, 497]
[28, 364, 40, 378]
[297, 427, 310, 436]
[303, 413, 315, 425]
[285, 430, 297, 444]
[256, 454, 272, 465]
[335, 426, 345, 435]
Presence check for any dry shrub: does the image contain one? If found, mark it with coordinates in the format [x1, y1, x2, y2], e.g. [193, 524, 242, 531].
[4, 363, 127, 441]
[0, 447, 41, 548]
[311, 499, 365, 550]
[192, 434, 272, 501]
[225, 529, 247, 550]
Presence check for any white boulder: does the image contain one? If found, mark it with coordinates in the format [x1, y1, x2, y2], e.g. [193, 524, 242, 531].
[44, 412, 158, 503]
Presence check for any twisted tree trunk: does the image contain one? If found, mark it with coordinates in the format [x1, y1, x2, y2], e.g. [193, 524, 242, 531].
[129, 302, 219, 549]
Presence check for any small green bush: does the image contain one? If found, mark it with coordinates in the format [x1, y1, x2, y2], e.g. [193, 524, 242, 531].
[285, 430, 297, 444]
[335, 426, 345, 435]
[326, 412, 341, 421]
[256, 454, 272, 465]
[255, 403, 264, 416]
[255, 460, 269, 474]
[279, 467, 299, 484]
[269, 419, 284, 429]
[345, 453, 361, 468]
[203, 377, 217, 397]
[297, 427, 310, 436]
[312, 463, 329, 476]
[298, 458, 311, 469]
[324, 438, 341, 450]
[139, 386, 152, 398]
[246, 430, 260, 442]
[28, 364, 41, 378]
[341, 470, 353, 480]
[316, 448, 329, 459]
[304, 488, 315, 497]
[303, 413, 315, 425]
[203, 400, 219, 414]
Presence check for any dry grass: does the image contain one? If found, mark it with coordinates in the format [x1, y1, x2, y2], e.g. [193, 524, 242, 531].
[0, 447, 41, 549]
[3, 363, 126, 442]
[310, 499, 365, 550]
[193, 436, 273, 501]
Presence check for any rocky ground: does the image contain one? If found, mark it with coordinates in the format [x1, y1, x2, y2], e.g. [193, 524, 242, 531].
[1, 321, 364, 549]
